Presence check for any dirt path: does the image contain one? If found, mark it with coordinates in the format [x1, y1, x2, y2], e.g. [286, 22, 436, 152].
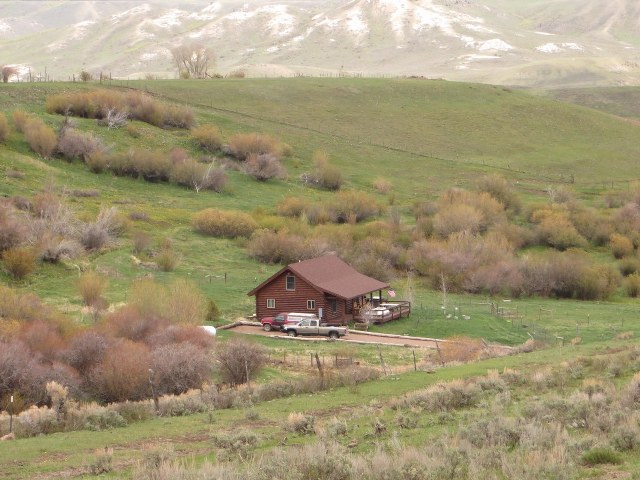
[227, 324, 513, 353]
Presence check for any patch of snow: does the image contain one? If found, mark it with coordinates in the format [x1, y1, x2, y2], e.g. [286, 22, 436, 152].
[467, 38, 513, 51]
[189, 2, 219, 21]
[478, 39, 513, 51]
[188, 23, 224, 39]
[464, 23, 495, 34]
[112, 4, 151, 23]
[263, 5, 296, 37]
[534, 31, 555, 36]
[463, 54, 501, 60]
[316, 17, 340, 29]
[266, 46, 279, 53]
[140, 52, 158, 61]
[226, 10, 255, 22]
[562, 42, 583, 51]
[536, 43, 560, 53]
[292, 35, 305, 43]
[0, 20, 12, 33]
[345, 7, 368, 35]
[329, 38, 336, 42]
[246, 48, 255, 52]
[151, 9, 185, 28]
[46, 20, 96, 51]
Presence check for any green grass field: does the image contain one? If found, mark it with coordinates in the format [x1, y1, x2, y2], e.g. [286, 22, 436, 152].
[2, 78, 640, 342]
[3, 78, 640, 479]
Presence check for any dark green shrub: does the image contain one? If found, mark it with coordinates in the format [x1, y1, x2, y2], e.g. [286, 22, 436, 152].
[581, 448, 622, 466]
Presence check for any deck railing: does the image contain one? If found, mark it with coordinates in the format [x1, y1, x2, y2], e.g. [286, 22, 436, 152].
[353, 300, 411, 324]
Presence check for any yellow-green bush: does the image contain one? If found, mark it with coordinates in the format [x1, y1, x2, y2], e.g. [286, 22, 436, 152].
[192, 208, 258, 238]
[191, 124, 223, 152]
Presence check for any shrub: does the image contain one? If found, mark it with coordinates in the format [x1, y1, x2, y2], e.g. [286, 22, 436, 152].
[394, 409, 419, 429]
[85, 150, 110, 173]
[24, 118, 57, 158]
[625, 273, 640, 297]
[0, 205, 27, 252]
[328, 190, 379, 223]
[619, 256, 640, 276]
[247, 229, 310, 264]
[170, 159, 227, 192]
[581, 448, 622, 466]
[104, 305, 165, 343]
[433, 203, 483, 237]
[12, 109, 30, 133]
[228, 132, 282, 161]
[165, 279, 205, 324]
[156, 248, 179, 272]
[373, 178, 392, 194]
[88, 448, 114, 475]
[80, 207, 124, 251]
[3, 246, 36, 279]
[285, 412, 315, 435]
[191, 124, 223, 152]
[192, 208, 258, 238]
[45, 90, 193, 129]
[89, 340, 152, 403]
[439, 337, 485, 363]
[610, 233, 634, 258]
[57, 128, 104, 161]
[77, 272, 108, 307]
[132, 231, 151, 254]
[476, 174, 521, 212]
[215, 338, 265, 386]
[277, 196, 310, 218]
[163, 105, 194, 129]
[0, 339, 49, 405]
[63, 330, 109, 377]
[244, 153, 286, 181]
[0, 112, 10, 142]
[126, 123, 140, 138]
[532, 208, 586, 250]
[611, 426, 639, 452]
[151, 343, 212, 396]
[306, 150, 343, 190]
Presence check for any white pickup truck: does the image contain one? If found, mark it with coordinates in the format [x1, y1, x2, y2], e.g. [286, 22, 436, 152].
[281, 319, 348, 339]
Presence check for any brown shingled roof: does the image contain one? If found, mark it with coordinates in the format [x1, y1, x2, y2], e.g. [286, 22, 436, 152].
[248, 255, 389, 300]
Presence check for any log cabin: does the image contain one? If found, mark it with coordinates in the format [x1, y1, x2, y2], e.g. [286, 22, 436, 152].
[248, 255, 399, 325]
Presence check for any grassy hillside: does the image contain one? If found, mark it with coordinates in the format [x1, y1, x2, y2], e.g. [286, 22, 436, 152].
[144, 78, 640, 189]
[1, 78, 640, 345]
[546, 86, 640, 119]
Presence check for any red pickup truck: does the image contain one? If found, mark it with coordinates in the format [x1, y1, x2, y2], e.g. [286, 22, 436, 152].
[260, 312, 318, 331]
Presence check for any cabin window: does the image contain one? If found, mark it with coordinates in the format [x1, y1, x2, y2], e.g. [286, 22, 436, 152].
[307, 300, 315, 310]
[266, 298, 276, 309]
[328, 298, 337, 313]
[286, 275, 295, 291]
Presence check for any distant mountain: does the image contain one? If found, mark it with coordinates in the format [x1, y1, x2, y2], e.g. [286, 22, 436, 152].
[1, 0, 639, 87]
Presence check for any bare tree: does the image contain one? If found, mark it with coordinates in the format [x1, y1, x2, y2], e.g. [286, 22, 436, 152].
[171, 43, 215, 79]
[2, 66, 17, 83]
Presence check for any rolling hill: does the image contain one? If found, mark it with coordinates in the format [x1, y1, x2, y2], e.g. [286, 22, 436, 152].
[1, 0, 640, 87]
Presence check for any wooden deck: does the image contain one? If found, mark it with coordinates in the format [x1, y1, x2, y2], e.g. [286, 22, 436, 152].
[353, 301, 411, 324]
